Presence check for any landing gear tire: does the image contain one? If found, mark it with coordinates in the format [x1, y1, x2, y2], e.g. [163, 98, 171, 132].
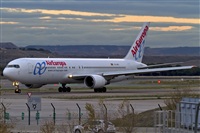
[58, 85, 71, 93]
[58, 87, 63, 92]
[63, 87, 67, 92]
[94, 89, 98, 93]
[75, 129, 81, 133]
[66, 87, 71, 92]
[102, 87, 107, 92]
[94, 87, 107, 93]
[15, 89, 21, 93]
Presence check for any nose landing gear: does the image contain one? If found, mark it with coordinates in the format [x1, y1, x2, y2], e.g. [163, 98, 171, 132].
[13, 81, 21, 93]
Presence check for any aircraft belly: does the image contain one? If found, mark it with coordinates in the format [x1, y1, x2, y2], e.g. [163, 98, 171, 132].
[19, 73, 59, 84]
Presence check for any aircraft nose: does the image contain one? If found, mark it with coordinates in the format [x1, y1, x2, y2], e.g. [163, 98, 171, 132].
[3, 68, 10, 78]
[3, 67, 20, 81]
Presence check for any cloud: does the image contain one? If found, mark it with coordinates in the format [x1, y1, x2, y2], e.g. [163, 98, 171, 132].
[57, 17, 83, 21]
[20, 26, 57, 30]
[110, 26, 193, 32]
[39, 16, 52, 20]
[151, 26, 193, 32]
[93, 15, 199, 24]
[1, 7, 114, 17]
[1, 7, 199, 25]
[0, 21, 19, 24]
[0, 2, 199, 48]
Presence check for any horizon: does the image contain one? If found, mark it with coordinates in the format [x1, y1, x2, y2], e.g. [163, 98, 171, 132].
[0, 42, 200, 49]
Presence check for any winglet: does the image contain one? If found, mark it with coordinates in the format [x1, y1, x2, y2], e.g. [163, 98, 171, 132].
[124, 22, 150, 62]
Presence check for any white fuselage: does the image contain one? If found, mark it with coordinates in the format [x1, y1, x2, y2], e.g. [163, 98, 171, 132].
[3, 58, 146, 85]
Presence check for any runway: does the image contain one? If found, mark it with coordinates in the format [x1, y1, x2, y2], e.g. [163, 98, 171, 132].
[0, 77, 199, 132]
[0, 77, 199, 115]
[1, 97, 166, 132]
[1, 76, 199, 89]
[0, 77, 199, 99]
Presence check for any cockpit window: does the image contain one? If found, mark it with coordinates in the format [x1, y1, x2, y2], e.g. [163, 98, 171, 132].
[6, 64, 20, 68]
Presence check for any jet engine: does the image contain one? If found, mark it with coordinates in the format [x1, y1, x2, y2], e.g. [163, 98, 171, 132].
[25, 84, 43, 88]
[84, 75, 107, 89]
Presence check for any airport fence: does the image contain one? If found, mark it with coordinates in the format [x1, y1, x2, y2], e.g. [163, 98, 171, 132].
[154, 103, 200, 133]
[1, 101, 151, 133]
[1, 99, 199, 133]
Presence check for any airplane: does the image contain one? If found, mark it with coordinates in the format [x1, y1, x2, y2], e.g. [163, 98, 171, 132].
[3, 22, 194, 93]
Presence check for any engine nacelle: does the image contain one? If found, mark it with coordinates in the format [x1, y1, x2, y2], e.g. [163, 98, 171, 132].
[84, 75, 107, 89]
[25, 84, 43, 88]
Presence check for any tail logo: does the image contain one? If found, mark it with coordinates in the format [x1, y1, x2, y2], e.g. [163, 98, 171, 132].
[135, 40, 145, 61]
[131, 26, 149, 58]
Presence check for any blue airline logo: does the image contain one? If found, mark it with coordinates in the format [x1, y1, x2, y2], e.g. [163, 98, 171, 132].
[33, 62, 47, 75]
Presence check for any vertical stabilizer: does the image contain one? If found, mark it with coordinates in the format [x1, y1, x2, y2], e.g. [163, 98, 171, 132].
[124, 22, 150, 62]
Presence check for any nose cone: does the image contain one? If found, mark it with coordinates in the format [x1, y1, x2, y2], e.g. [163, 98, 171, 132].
[3, 68, 9, 78]
[3, 68, 15, 80]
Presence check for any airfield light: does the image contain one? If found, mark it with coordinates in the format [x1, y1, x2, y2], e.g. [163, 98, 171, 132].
[158, 80, 161, 84]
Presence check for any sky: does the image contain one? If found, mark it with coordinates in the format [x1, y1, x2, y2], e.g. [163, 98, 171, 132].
[0, 0, 199, 48]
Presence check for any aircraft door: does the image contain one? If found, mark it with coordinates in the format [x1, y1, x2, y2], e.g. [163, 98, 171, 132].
[28, 63, 33, 74]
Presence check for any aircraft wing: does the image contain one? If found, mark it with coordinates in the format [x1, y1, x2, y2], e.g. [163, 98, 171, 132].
[102, 66, 194, 77]
[137, 62, 184, 69]
[70, 66, 194, 79]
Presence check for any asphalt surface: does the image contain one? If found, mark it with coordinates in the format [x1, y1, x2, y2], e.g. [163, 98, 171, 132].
[1, 95, 166, 132]
[1, 76, 199, 89]
[0, 77, 199, 132]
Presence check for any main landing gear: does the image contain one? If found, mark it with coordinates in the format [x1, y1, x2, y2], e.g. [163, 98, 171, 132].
[15, 88, 21, 93]
[58, 84, 71, 92]
[94, 87, 107, 93]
